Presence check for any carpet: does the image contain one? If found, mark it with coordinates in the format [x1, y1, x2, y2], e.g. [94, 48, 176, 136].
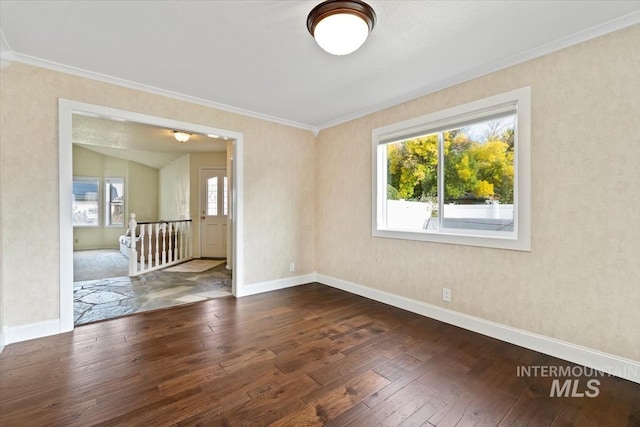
[74, 249, 129, 282]
[164, 259, 226, 273]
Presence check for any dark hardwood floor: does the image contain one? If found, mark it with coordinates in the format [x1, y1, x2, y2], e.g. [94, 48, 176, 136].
[1, 283, 638, 426]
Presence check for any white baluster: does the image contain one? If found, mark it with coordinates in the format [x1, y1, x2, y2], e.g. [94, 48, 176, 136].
[168, 223, 173, 262]
[178, 221, 184, 260]
[174, 222, 178, 262]
[174, 222, 179, 260]
[185, 221, 191, 258]
[154, 223, 160, 266]
[161, 222, 167, 265]
[139, 223, 146, 270]
[147, 223, 153, 270]
[128, 213, 137, 276]
[180, 221, 185, 259]
[174, 222, 180, 260]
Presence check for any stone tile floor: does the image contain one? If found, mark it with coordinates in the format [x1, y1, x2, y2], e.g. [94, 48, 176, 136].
[74, 263, 231, 325]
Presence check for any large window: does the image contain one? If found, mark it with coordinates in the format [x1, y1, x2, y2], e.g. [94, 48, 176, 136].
[72, 177, 100, 227]
[72, 176, 125, 228]
[373, 87, 530, 251]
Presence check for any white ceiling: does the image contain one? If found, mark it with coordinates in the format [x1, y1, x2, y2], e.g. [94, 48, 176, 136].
[73, 114, 228, 169]
[1, 1, 640, 132]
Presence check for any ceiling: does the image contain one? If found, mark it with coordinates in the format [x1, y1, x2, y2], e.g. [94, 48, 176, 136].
[1, 1, 640, 133]
[72, 114, 228, 169]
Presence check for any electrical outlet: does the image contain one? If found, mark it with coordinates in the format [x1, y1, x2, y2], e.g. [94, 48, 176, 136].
[442, 288, 452, 303]
[289, 262, 295, 272]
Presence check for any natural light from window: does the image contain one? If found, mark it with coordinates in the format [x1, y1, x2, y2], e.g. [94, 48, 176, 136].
[372, 87, 531, 251]
[105, 178, 125, 227]
[72, 177, 99, 227]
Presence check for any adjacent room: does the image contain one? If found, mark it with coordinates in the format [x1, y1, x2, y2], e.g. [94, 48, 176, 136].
[71, 116, 233, 324]
[1, 1, 638, 425]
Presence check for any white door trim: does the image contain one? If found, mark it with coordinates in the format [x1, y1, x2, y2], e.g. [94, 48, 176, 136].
[58, 99, 245, 333]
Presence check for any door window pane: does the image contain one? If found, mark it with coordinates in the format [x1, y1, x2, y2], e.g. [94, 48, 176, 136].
[223, 176, 228, 216]
[207, 177, 218, 216]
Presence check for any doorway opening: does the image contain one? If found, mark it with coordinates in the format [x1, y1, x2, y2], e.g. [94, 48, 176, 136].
[59, 100, 244, 332]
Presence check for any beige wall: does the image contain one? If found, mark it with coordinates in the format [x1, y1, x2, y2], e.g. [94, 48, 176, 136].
[244, 124, 317, 284]
[188, 152, 227, 258]
[72, 145, 159, 250]
[0, 62, 316, 326]
[0, 131, 3, 345]
[72, 145, 128, 250]
[316, 25, 640, 360]
[158, 154, 190, 221]
[128, 161, 159, 223]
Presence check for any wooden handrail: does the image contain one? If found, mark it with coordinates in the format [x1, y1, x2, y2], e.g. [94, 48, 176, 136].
[136, 219, 193, 225]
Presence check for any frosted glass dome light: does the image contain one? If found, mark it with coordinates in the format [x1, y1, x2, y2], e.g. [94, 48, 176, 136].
[173, 131, 191, 143]
[307, 0, 376, 56]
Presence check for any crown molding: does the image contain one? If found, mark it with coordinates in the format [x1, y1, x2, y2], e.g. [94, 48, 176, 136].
[4, 51, 319, 135]
[3, 10, 638, 136]
[315, 10, 640, 132]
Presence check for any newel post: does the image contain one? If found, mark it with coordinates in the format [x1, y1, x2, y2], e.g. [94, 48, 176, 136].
[128, 213, 137, 276]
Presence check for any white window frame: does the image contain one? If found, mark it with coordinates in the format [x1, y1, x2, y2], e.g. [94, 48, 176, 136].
[372, 87, 531, 251]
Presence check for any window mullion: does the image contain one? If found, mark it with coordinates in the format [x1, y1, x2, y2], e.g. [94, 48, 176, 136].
[437, 132, 444, 230]
[380, 146, 388, 228]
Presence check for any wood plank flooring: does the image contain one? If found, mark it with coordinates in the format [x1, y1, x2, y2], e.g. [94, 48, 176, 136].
[1, 283, 638, 426]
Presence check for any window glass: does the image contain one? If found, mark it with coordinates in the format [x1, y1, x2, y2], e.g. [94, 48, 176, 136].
[105, 178, 124, 227]
[72, 177, 99, 227]
[373, 87, 530, 250]
[223, 176, 228, 216]
[207, 177, 218, 216]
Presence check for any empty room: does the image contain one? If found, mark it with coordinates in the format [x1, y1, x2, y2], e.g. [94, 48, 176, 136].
[0, 1, 639, 426]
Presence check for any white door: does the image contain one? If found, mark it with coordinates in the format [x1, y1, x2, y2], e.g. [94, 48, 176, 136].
[200, 168, 228, 258]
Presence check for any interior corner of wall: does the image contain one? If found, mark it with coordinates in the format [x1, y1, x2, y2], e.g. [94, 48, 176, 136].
[0, 325, 8, 351]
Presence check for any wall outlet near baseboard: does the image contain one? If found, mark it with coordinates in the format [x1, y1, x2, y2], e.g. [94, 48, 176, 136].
[442, 288, 452, 303]
[289, 262, 295, 272]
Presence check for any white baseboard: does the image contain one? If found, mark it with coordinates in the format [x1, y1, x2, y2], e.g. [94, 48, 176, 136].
[4, 319, 61, 346]
[2, 273, 316, 343]
[0, 325, 7, 353]
[237, 273, 318, 297]
[316, 274, 640, 384]
[2, 274, 637, 384]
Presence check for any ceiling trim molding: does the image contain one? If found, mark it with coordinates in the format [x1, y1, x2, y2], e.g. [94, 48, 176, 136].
[315, 10, 640, 132]
[3, 10, 638, 135]
[4, 51, 319, 135]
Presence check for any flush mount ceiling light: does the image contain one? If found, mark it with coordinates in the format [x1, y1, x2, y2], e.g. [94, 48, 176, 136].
[307, 0, 376, 56]
[173, 131, 191, 143]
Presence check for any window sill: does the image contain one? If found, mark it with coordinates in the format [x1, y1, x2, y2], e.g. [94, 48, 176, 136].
[373, 228, 530, 251]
